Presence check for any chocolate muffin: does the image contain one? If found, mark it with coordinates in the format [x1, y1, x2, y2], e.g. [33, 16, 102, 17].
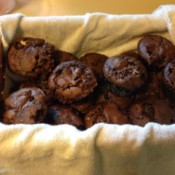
[84, 103, 107, 128]
[19, 80, 55, 105]
[145, 72, 165, 98]
[7, 37, 55, 80]
[103, 101, 129, 124]
[107, 92, 133, 110]
[138, 35, 175, 69]
[135, 71, 165, 101]
[70, 94, 95, 115]
[128, 98, 175, 126]
[80, 52, 108, 82]
[45, 105, 84, 129]
[48, 60, 97, 104]
[103, 52, 148, 96]
[3, 87, 47, 124]
[53, 50, 77, 66]
[84, 101, 129, 128]
[163, 59, 175, 98]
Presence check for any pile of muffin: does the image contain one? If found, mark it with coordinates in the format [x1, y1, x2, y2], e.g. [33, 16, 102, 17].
[2, 34, 175, 129]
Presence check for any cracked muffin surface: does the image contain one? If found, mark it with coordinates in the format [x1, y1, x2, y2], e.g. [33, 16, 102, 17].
[3, 87, 47, 124]
[7, 37, 55, 80]
[48, 60, 97, 104]
[138, 35, 175, 69]
[128, 98, 175, 126]
[103, 52, 148, 95]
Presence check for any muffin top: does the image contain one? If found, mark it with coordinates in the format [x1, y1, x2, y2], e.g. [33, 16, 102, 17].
[128, 98, 175, 126]
[48, 60, 97, 104]
[103, 52, 148, 91]
[84, 101, 129, 128]
[3, 87, 47, 124]
[19, 80, 54, 105]
[80, 52, 108, 82]
[138, 35, 175, 69]
[45, 105, 84, 129]
[7, 37, 55, 80]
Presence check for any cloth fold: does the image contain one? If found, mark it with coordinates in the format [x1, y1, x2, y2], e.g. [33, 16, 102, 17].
[0, 5, 175, 175]
[0, 8, 168, 57]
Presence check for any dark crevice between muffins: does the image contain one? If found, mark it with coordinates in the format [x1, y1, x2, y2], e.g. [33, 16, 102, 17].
[0, 39, 5, 120]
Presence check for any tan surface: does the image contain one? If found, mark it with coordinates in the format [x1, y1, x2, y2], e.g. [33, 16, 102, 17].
[12, 0, 175, 16]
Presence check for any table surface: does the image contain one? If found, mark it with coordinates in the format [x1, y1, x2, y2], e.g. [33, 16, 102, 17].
[11, 0, 175, 16]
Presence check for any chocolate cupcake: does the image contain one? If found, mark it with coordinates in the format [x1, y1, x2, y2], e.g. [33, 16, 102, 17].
[103, 52, 148, 96]
[128, 98, 175, 126]
[163, 59, 175, 99]
[80, 52, 108, 82]
[84, 101, 129, 128]
[3, 87, 47, 124]
[45, 105, 84, 129]
[138, 35, 175, 70]
[48, 60, 97, 104]
[7, 37, 55, 80]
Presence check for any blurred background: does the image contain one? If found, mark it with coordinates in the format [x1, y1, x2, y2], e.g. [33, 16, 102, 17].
[1, 0, 175, 16]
